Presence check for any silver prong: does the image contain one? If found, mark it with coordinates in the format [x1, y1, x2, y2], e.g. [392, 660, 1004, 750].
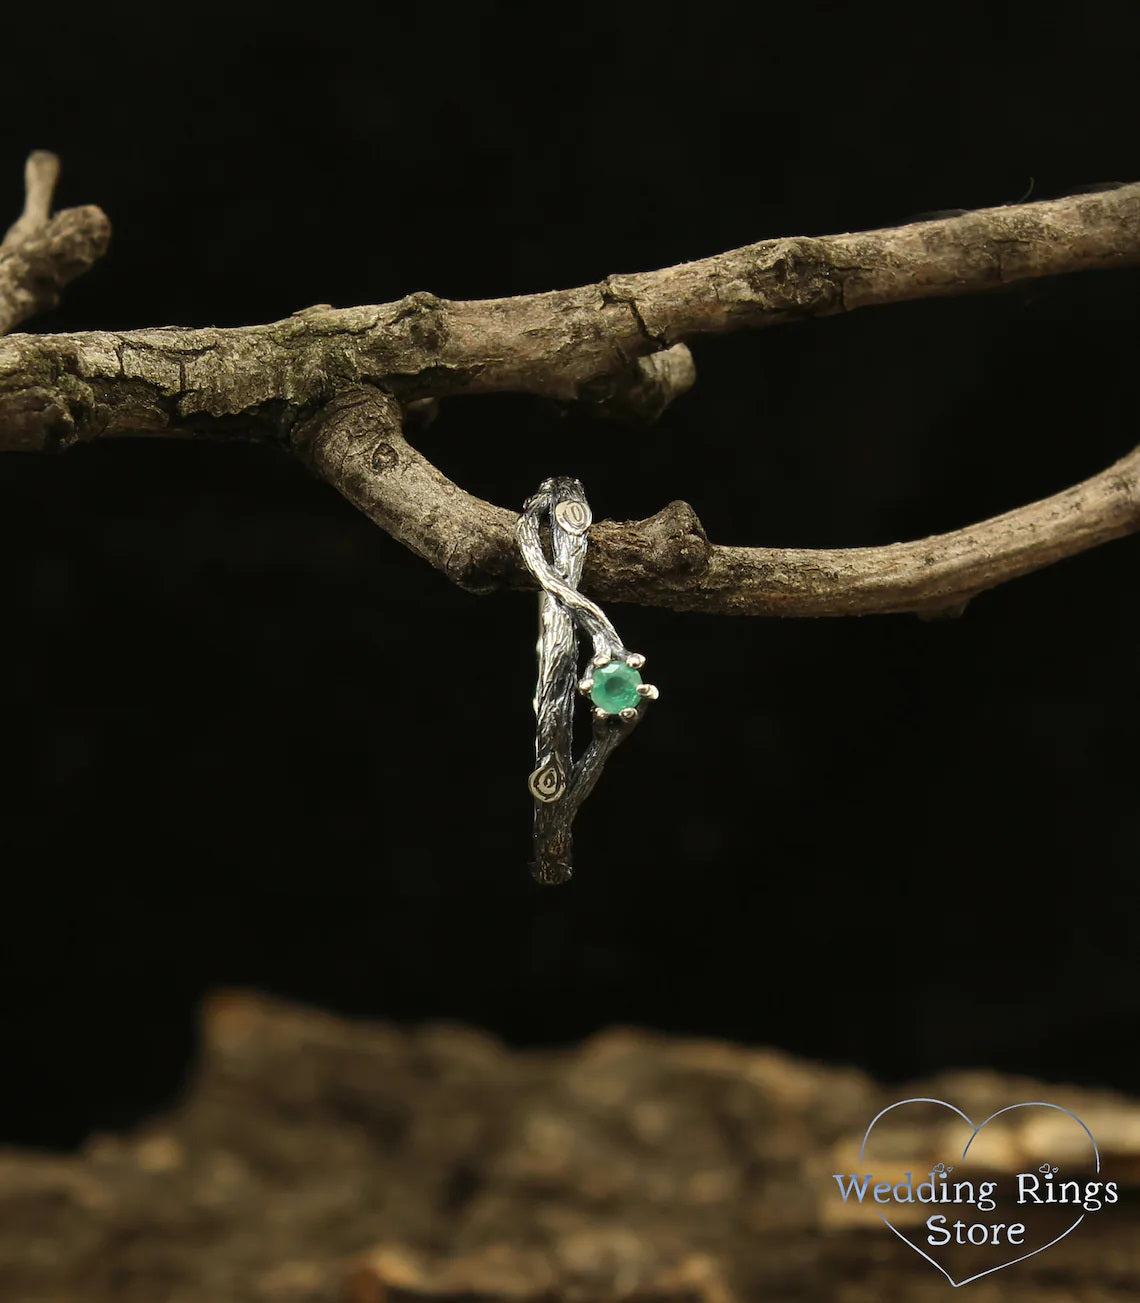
[592, 651, 610, 668]
[619, 707, 638, 720]
[594, 707, 609, 720]
[636, 683, 659, 700]
[626, 652, 645, 669]
[578, 676, 595, 694]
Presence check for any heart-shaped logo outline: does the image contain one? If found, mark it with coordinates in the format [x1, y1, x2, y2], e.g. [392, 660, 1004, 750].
[859, 1097, 1101, 1288]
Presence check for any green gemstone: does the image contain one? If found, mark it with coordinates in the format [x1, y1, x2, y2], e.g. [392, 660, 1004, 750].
[589, 660, 643, 714]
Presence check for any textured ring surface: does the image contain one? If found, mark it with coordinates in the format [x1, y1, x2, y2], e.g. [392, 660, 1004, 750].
[517, 478, 658, 885]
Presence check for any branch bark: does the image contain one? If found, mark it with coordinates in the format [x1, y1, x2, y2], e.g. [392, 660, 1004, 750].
[2, 182, 1136, 450]
[1, 153, 1138, 616]
[296, 387, 1140, 617]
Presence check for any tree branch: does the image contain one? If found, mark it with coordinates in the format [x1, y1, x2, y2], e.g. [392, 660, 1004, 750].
[1, 153, 1138, 617]
[0, 151, 110, 337]
[1, 183, 1136, 449]
[295, 387, 1140, 617]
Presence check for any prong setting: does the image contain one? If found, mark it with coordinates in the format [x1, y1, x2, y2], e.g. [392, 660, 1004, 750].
[626, 652, 645, 669]
[619, 706, 638, 720]
[636, 683, 659, 700]
[592, 651, 610, 668]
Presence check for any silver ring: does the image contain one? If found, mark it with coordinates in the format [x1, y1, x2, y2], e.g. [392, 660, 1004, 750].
[516, 477, 659, 885]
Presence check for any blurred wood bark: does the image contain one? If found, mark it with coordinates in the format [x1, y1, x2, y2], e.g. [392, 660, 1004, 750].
[0, 991, 1137, 1302]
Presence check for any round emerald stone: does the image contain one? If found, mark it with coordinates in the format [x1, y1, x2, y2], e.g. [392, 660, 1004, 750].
[590, 660, 643, 714]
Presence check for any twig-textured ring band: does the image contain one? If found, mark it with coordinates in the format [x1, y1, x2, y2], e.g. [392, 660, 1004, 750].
[517, 477, 659, 885]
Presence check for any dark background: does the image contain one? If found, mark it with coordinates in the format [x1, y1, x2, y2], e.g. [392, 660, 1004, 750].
[1, 6, 1137, 1148]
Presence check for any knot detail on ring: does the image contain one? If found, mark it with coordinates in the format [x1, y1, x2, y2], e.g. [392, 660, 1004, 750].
[553, 499, 592, 535]
[528, 762, 566, 803]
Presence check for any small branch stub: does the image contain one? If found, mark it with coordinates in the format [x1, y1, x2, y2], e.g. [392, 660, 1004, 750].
[0, 150, 110, 337]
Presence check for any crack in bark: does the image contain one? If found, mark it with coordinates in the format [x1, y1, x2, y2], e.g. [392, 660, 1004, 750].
[601, 277, 666, 349]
